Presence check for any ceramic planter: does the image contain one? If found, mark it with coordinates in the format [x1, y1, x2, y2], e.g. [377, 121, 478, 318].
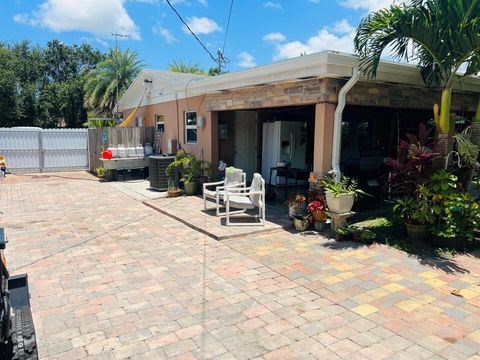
[313, 221, 326, 232]
[184, 182, 197, 195]
[325, 192, 354, 213]
[405, 222, 429, 240]
[431, 235, 467, 250]
[294, 218, 310, 231]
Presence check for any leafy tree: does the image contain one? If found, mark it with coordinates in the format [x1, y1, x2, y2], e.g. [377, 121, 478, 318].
[168, 59, 207, 75]
[84, 49, 143, 116]
[354, 0, 480, 155]
[0, 40, 103, 128]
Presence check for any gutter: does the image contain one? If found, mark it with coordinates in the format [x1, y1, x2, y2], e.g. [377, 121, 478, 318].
[331, 67, 359, 180]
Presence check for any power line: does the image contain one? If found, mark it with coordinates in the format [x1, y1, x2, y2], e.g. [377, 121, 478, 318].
[222, 0, 234, 55]
[165, 0, 218, 64]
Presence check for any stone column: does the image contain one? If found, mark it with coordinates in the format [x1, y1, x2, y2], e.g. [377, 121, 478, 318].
[313, 102, 336, 174]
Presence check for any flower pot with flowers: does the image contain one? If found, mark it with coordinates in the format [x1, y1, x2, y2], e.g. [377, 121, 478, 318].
[307, 191, 328, 222]
[307, 195, 327, 232]
[285, 193, 306, 218]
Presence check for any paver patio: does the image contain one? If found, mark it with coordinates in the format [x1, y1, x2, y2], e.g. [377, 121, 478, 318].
[1, 172, 480, 359]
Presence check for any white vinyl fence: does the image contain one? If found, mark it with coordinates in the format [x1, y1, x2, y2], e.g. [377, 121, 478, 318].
[0, 128, 89, 173]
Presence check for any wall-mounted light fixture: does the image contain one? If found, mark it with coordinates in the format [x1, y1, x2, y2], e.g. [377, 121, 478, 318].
[143, 79, 153, 86]
[197, 115, 206, 128]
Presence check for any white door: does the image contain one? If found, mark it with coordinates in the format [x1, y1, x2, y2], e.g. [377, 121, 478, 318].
[234, 111, 258, 181]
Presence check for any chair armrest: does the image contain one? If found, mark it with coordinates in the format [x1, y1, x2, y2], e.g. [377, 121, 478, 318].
[203, 180, 225, 191]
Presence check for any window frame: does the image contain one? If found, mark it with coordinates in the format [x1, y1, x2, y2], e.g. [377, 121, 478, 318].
[155, 114, 165, 132]
[184, 111, 197, 144]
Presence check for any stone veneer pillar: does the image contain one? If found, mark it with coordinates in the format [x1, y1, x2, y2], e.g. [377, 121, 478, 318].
[313, 102, 336, 174]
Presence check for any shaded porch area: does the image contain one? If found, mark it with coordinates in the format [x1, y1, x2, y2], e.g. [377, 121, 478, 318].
[144, 196, 292, 240]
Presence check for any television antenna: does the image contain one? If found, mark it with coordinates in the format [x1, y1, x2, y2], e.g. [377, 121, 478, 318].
[112, 33, 131, 118]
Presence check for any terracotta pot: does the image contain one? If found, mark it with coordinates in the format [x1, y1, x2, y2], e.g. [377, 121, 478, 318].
[312, 211, 327, 222]
[294, 218, 310, 231]
[431, 235, 467, 250]
[167, 189, 182, 198]
[325, 192, 354, 214]
[405, 222, 429, 240]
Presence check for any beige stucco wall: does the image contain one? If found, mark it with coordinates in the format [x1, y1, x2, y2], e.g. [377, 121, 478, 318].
[123, 95, 217, 166]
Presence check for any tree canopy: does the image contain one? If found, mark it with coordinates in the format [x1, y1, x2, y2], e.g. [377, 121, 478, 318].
[84, 49, 144, 117]
[0, 40, 103, 128]
[354, 0, 480, 138]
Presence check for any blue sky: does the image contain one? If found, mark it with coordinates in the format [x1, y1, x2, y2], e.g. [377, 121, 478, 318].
[0, 0, 396, 72]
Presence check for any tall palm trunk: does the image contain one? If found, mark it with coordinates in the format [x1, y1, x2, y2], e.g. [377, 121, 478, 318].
[436, 87, 453, 160]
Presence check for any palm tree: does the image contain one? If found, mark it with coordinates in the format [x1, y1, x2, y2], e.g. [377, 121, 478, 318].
[84, 49, 143, 116]
[168, 60, 207, 75]
[354, 0, 480, 155]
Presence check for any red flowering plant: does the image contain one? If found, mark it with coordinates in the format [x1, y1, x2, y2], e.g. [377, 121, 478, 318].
[307, 192, 327, 221]
[307, 200, 325, 214]
[385, 123, 439, 198]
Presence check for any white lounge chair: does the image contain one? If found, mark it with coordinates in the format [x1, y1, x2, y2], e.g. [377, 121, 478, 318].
[203, 167, 246, 216]
[225, 173, 266, 226]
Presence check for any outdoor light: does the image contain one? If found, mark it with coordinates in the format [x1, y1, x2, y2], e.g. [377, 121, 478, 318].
[143, 79, 153, 86]
[197, 115, 206, 128]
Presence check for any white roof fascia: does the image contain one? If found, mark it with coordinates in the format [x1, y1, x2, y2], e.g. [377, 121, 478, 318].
[120, 51, 480, 110]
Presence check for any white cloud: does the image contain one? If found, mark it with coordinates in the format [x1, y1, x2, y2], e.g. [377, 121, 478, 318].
[331, 19, 355, 34]
[13, 0, 140, 40]
[152, 23, 177, 43]
[272, 20, 355, 60]
[308, 0, 320, 3]
[264, 1, 282, 9]
[338, 0, 397, 12]
[237, 51, 257, 68]
[263, 32, 286, 42]
[183, 16, 221, 35]
[197, 0, 208, 6]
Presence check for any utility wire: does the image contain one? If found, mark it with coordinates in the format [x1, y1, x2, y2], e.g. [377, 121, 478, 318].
[165, 0, 218, 65]
[222, 0, 234, 54]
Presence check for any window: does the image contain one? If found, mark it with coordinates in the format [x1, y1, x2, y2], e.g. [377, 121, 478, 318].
[185, 111, 197, 144]
[155, 114, 165, 132]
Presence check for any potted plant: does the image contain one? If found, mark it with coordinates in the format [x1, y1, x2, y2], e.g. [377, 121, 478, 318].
[322, 175, 368, 213]
[95, 167, 106, 179]
[307, 195, 327, 232]
[429, 170, 480, 249]
[336, 226, 355, 241]
[293, 206, 311, 231]
[393, 185, 435, 239]
[167, 179, 182, 198]
[166, 151, 202, 196]
[285, 193, 306, 218]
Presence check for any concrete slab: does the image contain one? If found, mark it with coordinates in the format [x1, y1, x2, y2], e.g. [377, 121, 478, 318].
[144, 196, 292, 240]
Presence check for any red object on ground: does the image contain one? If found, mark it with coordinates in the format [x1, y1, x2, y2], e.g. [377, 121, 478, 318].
[102, 150, 112, 159]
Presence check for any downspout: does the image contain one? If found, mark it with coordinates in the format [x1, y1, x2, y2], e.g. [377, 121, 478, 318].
[331, 67, 359, 181]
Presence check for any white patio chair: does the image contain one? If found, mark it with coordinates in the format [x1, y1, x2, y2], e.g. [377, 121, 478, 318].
[225, 173, 266, 226]
[203, 167, 246, 216]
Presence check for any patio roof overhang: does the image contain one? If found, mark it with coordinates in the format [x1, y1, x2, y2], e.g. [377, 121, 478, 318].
[119, 51, 480, 111]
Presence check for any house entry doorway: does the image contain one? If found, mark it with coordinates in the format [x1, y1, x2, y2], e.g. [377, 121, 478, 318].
[234, 111, 258, 181]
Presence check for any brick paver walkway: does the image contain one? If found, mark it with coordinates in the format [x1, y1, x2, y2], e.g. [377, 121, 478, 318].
[1, 172, 480, 359]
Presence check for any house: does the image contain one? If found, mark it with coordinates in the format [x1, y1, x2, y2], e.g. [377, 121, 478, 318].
[118, 51, 480, 186]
